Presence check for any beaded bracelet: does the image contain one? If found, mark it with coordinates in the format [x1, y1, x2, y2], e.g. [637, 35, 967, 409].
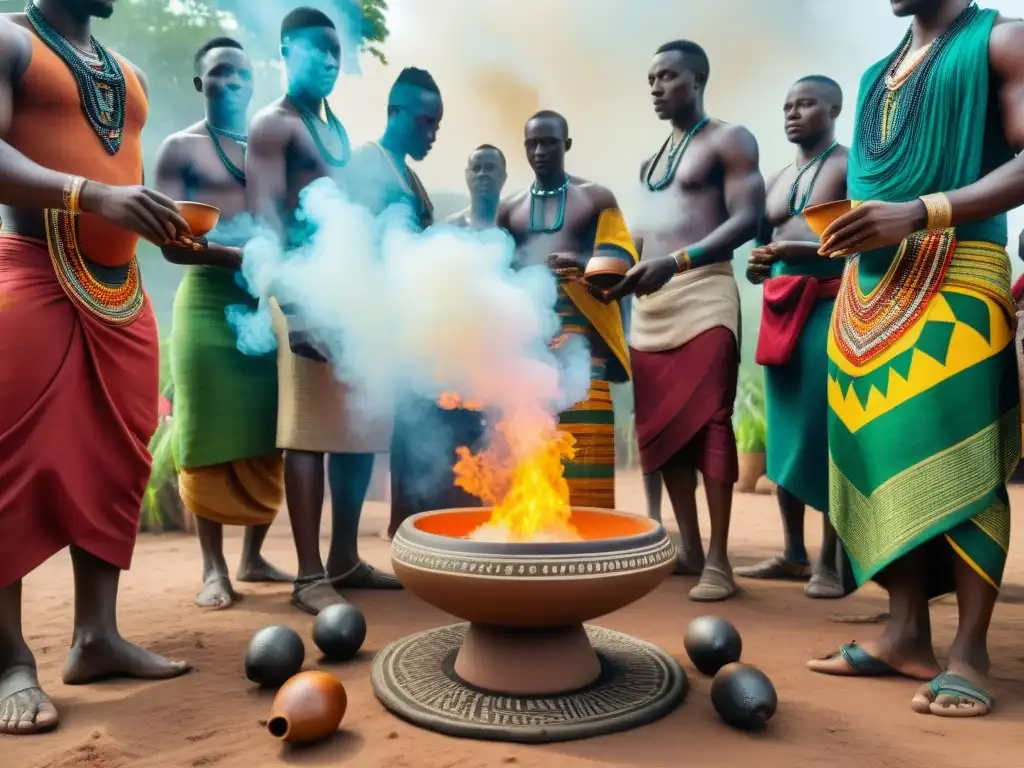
[63, 175, 86, 214]
[919, 192, 952, 230]
[672, 249, 691, 273]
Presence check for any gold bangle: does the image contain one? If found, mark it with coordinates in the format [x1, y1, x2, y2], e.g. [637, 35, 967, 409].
[672, 249, 691, 273]
[919, 192, 952, 231]
[63, 175, 86, 213]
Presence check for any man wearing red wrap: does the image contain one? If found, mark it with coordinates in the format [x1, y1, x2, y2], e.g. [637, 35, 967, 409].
[607, 40, 765, 602]
[0, 0, 195, 736]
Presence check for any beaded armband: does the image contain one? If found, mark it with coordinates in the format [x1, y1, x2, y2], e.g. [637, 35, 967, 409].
[919, 192, 952, 231]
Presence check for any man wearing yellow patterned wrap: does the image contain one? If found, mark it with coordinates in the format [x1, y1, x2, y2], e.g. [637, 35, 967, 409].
[809, 0, 1024, 720]
[498, 110, 635, 510]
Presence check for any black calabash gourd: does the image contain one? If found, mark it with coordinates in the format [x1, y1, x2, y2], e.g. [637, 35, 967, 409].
[683, 615, 742, 675]
[711, 662, 778, 730]
[244, 625, 305, 687]
[312, 603, 367, 661]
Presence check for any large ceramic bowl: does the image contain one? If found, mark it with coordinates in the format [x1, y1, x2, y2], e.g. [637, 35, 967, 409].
[391, 507, 675, 694]
[392, 507, 674, 627]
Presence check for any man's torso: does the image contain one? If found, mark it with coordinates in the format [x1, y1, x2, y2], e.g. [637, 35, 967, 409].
[504, 180, 600, 267]
[765, 149, 847, 244]
[635, 121, 729, 261]
[169, 122, 248, 225]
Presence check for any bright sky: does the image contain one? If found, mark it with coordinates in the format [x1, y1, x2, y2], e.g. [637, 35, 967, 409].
[328, 0, 1024, 246]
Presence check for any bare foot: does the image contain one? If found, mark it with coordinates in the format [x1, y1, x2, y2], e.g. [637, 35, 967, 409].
[807, 638, 940, 680]
[0, 665, 58, 735]
[291, 577, 352, 616]
[62, 636, 191, 685]
[236, 556, 293, 584]
[689, 563, 737, 602]
[929, 663, 994, 718]
[195, 576, 239, 610]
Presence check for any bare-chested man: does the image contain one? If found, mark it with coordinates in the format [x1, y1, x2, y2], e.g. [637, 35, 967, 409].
[735, 76, 852, 599]
[247, 6, 399, 615]
[334, 67, 450, 538]
[154, 37, 291, 611]
[449, 144, 507, 229]
[0, 0, 193, 734]
[499, 111, 638, 509]
[607, 40, 765, 602]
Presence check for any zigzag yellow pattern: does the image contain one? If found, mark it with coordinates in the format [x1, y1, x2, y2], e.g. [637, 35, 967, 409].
[828, 289, 1012, 432]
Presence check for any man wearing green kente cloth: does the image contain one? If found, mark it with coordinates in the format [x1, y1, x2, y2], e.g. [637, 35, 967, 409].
[156, 38, 290, 610]
[739, 75, 850, 599]
[809, 0, 1024, 719]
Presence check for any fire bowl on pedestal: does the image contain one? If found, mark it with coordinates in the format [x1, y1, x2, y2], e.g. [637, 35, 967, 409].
[371, 507, 688, 743]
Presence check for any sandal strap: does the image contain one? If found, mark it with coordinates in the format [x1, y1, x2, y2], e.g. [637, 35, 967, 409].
[838, 643, 895, 675]
[937, 674, 993, 707]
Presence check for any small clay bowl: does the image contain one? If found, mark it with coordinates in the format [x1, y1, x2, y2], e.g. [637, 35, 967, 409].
[802, 199, 857, 238]
[584, 255, 630, 291]
[174, 201, 220, 237]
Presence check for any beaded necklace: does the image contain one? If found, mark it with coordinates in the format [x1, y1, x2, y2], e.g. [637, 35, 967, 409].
[288, 96, 350, 167]
[527, 176, 570, 233]
[788, 141, 838, 215]
[644, 115, 710, 192]
[26, 2, 126, 155]
[205, 121, 246, 183]
[857, 2, 977, 156]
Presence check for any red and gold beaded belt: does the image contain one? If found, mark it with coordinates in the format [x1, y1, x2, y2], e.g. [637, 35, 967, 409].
[832, 227, 956, 365]
[44, 209, 144, 325]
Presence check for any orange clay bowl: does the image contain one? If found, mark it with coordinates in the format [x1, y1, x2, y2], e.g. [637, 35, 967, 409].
[801, 198, 860, 237]
[391, 507, 675, 695]
[583, 255, 630, 291]
[174, 201, 220, 237]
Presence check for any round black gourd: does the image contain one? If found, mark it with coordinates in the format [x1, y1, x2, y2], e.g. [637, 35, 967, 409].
[244, 625, 305, 687]
[313, 603, 367, 661]
[683, 615, 742, 675]
[710, 662, 778, 730]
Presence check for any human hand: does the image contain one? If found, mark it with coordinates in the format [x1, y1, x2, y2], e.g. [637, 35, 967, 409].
[604, 255, 677, 301]
[80, 182, 192, 246]
[547, 252, 584, 279]
[746, 245, 774, 284]
[818, 200, 928, 258]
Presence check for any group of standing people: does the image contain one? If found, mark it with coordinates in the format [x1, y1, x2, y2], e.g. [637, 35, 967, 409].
[1, 0, 1022, 737]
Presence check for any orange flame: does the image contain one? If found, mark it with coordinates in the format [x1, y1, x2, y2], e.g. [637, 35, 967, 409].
[438, 392, 483, 411]
[450, 414, 579, 542]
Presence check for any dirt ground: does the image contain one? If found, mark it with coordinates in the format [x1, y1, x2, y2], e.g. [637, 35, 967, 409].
[7, 470, 1024, 768]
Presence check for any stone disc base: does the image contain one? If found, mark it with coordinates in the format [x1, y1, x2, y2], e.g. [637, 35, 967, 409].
[371, 623, 688, 744]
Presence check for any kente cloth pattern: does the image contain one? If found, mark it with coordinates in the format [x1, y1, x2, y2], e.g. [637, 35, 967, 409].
[559, 378, 616, 509]
[631, 326, 739, 483]
[762, 255, 844, 514]
[560, 207, 637, 382]
[170, 265, 278, 468]
[828, 239, 1018, 592]
[269, 297, 393, 454]
[178, 455, 284, 527]
[0, 234, 158, 588]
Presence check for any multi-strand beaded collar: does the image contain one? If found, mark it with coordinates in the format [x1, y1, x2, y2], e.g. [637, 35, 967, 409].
[26, 2, 126, 155]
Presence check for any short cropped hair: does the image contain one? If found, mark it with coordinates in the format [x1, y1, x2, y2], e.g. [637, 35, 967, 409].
[392, 67, 440, 94]
[281, 7, 335, 40]
[194, 37, 243, 72]
[655, 40, 710, 82]
[473, 144, 506, 164]
[527, 110, 569, 138]
[794, 74, 844, 106]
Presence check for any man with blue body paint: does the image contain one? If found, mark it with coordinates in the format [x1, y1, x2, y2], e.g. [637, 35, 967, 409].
[247, 6, 400, 615]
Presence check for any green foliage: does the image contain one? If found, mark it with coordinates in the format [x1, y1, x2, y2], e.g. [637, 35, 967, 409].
[141, 337, 185, 532]
[734, 369, 767, 455]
